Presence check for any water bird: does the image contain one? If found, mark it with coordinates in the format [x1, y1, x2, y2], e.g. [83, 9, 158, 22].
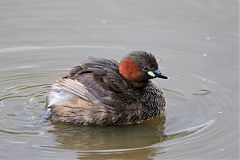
[46, 51, 168, 125]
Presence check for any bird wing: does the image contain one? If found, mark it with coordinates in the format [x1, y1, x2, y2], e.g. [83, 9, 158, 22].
[62, 58, 139, 111]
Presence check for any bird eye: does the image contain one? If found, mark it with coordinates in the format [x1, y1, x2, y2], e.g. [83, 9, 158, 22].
[143, 66, 149, 71]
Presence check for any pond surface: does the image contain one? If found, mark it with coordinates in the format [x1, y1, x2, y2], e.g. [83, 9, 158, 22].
[0, 0, 238, 160]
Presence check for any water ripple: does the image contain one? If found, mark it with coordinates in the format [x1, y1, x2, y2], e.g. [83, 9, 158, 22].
[0, 45, 125, 53]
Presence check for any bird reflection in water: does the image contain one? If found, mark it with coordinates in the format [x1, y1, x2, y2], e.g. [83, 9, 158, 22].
[48, 115, 167, 160]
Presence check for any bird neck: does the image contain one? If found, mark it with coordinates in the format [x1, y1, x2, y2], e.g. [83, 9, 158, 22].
[131, 81, 148, 88]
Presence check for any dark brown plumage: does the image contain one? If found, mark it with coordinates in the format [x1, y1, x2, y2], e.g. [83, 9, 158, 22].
[46, 51, 168, 125]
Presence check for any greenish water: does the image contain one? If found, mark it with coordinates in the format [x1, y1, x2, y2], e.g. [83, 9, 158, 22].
[0, 0, 238, 160]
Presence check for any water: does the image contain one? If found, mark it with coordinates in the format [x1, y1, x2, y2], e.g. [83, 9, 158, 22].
[0, 0, 238, 160]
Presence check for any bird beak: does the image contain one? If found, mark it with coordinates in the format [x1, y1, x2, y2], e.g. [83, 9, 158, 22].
[153, 69, 168, 79]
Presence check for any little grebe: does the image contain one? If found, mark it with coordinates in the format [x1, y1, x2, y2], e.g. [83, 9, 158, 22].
[46, 51, 168, 125]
